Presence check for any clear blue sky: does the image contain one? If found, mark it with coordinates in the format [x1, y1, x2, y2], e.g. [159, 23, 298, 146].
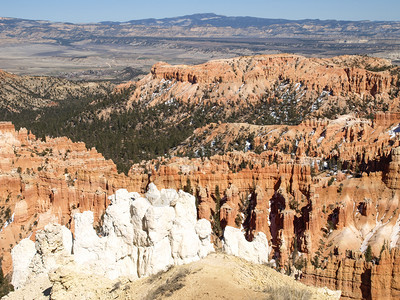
[1, 0, 399, 23]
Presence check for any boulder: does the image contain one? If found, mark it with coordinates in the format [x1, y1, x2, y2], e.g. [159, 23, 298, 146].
[223, 226, 270, 264]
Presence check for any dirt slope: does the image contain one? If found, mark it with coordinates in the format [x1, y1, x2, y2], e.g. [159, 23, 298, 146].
[4, 253, 339, 300]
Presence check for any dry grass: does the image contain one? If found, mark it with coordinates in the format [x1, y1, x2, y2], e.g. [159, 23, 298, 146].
[145, 269, 190, 299]
[263, 285, 312, 300]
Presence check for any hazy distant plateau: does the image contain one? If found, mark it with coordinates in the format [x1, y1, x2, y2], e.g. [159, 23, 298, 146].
[0, 14, 399, 80]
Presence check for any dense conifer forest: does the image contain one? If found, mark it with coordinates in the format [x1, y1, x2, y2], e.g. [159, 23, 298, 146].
[0, 80, 392, 174]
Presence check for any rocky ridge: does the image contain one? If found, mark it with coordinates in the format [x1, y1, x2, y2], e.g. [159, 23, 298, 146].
[126, 112, 400, 299]
[0, 70, 112, 112]
[2, 53, 400, 299]
[125, 54, 399, 120]
[4, 185, 303, 299]
[0, 121, 134, 275]
[9, 185, 215, 289]
[170, 112, 399, 159]
[301, 248, 400, 299]
[5, 254, 340, 300]
[2, 108, 400, 298]
[3, 54, 400, 175]
[1, 14, 400, 46]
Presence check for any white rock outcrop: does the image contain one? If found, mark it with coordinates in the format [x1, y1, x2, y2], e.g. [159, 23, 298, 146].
[223, 226, 270, 264]
[11, 223, 73, 290]
[11, 238, 36, 289]
[11, 184, 214, 289]
[11, 184, 274, 291]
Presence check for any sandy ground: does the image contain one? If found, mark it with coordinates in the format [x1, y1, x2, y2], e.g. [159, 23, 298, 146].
[122, 253, 339, 300]
[4, 253, 340, 300]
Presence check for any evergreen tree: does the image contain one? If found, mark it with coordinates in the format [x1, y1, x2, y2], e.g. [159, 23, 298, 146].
[183, 178, 193, 195]
[365, 245, 373, 262]
[0, 261, 13, 297]
[212, 185, 222, 238]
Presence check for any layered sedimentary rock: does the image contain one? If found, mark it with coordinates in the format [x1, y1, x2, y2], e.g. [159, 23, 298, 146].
[302, 249, 400, 299]
[10, 185, 214, 290]
[170, 112, 400, 161]
[0, 121, 136, 275]
[3, 106, 400, 298]
[125, 112, 400, 299]
[150, 54, 393, 97]
[124, 54, 399, 118]
[2, 52, 400, 299]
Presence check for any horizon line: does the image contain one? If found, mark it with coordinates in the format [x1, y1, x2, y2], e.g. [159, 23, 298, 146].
[0, 13, 398, 25]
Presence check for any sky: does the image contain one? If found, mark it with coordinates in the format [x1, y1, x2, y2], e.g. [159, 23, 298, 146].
[0, 0, 399, 23]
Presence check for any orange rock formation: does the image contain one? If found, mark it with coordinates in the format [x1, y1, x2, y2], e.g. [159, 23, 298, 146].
[0, 122, 139, 275]
[123, 54, 398, 114]
[302, 249, 400, 299]
[2, 54, 400, 299]
[126, 112, 400, 299]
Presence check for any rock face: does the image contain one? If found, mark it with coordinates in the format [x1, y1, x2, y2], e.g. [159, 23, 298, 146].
[0, 121, 136, 275]
[3, 106, 400, 299]
[223, 226, 270, 264]
[10, 185, 214, 289]
[301, 249, 400, 299]
[124, 112, 400, 299]
[73, 184, 214, 279]
[10, 238, 36, 289]
[11, 223, 74, 290]
[125, 54, 399, 118]
[150, 55, 393, 97]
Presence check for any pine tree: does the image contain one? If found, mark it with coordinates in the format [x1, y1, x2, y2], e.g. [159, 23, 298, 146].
[183, 178, 193, 195]
[212, 185, 222, 237]
[0, 261, 13, 297]
[365, 245, 373, 262]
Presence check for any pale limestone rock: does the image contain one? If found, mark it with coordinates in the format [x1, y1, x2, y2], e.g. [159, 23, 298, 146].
[169, 191, 209, 265]
[103, 189, 138, 244]
[29, 224, 73, 278]
[11, 224, 73, 290]
[196, 218, 214, 258]
[11, 238, 36, 289]
[11, 185, 215, 290]
[174, 190, 197, 227]
[196, 218, 212, 239]
[161, 188, 179, 206]
[143, 205, 175, 244]
[316, 287, 342, 299]
[73, 210, 138, 280]
[130, 196, 152, 247]
[145, 182, 162, 206]
[223, 226, 270, 264]
[2, 275, 51, 300]
[137, 237, 174, 277]
[73, 211, 104, 265]
[170, 226, 200, 265]
[49, 262, 115, 300]
[61, 226, 73, 255]
[70, 185, 213, 279]
[35, 224, 72, 257]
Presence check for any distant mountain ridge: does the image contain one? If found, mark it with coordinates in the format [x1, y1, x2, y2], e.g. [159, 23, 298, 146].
[123, 13, 398, 28]
[123, 13, 307, 27]
[2, 13, 399, 27]
[0, 13, 400, 80]
[0, 13, 399, 37]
